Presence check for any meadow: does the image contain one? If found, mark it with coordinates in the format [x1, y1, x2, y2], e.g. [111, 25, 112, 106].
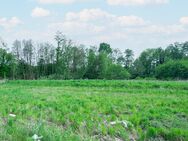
[0, 80, 187, 141]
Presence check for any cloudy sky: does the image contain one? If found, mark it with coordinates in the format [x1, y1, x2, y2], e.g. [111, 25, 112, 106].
[1, 0, 188, 55]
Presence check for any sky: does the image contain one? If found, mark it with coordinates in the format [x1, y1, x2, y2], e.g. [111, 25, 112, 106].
[1, 0, 188, 56]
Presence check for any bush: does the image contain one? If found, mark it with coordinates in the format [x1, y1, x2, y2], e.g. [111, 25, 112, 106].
[105, 64, 130, 80]
[155, 60, 188, 80]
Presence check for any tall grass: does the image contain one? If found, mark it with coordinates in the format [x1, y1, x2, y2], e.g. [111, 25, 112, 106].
[0, 80, 187, 141]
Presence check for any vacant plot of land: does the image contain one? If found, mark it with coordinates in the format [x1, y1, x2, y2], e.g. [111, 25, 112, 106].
[0, 80, 187, 141]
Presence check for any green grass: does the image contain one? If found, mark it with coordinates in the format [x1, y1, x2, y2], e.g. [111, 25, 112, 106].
[0, 80, 188, 141]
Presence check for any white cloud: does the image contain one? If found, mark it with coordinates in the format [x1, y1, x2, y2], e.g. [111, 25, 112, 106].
[47, 9, 150, 47]
[64, 8, 147, 26]
[46, 8, 187, 50]
[37, 0, 169, 5]
[48, 21, 105, 36]
[107, 0, 169, 6]
[3, 8, 185, 57]
[48, 8, 185, 38]
[65, 9, 115, 22]
[180, 17, 188, 25]
[37, 0, 75, 4]
[31, 7, 50, 17]
[128, 24, 185, 34]
[117, 16, 148, 26]
[0, 17, 22, 29]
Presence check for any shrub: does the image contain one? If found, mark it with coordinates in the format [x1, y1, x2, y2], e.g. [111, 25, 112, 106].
[155, 60, 188, 80]
[105, 64, 130, 80]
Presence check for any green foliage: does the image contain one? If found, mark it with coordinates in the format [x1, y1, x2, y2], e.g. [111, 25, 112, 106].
[0, 80, 187, 141]
[0, 48, 16, 79]
[131, 42, 188, 79]
[105, 64, 130, 79]
[99, 43, 112, 54]
[84, 48, 98, 79]
[0, 34, 188, 80]
[156, 60, 188, 80]
[165, 43, 184, 60]
[97, 52, 110, 79]
[124, 49, 134, 69]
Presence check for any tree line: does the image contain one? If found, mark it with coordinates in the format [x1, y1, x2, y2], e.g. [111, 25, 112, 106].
[0, 32, 188, 80]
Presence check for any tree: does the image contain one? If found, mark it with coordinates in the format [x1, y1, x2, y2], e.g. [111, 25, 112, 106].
[23, 40, 34, 66]
[111, 49, 124, 66]
[0, 37, 7, 49]
[22, 39, 35, 79]
[1, 34, 188, 80]
[135, 49, 155, 77]
[55, 31, 65, 75]
[133, 48, 165, 78]
[155, 60, 188, 80]
[97, 51, 109, 79]
[36, 43, 55, 78]
[165, 43, 184, 61]
[99, 43, 112, 54]
[124, 49, 134, 69]
[54, 32, 74, 79]
[153, 47, 165, 65]
[105, 64, 130, 79]
[130, 59, 145, 78]
[84, 47, 98, 79]
[12, 40, 22, 61]
[71, 45, 86, 79]
[182, 42, 188, 59]
[11, 40, 22, 79]
[97, 43, 113, 79]
[0, 48, 15, 79]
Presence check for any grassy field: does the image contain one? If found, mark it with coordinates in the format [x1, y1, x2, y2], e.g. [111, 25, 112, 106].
[0, 80, 188, 141]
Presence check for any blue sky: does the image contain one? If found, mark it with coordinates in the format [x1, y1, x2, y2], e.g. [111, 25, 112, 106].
[1, 0, 188, 55]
